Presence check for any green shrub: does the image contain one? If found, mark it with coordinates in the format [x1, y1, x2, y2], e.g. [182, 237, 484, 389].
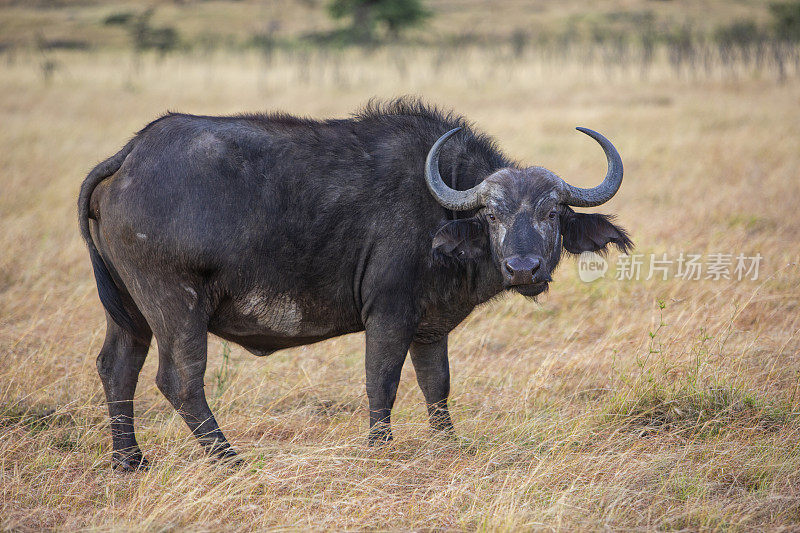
[130, 9, 179, 54]
[770, 1, 800, 41]
[103, 11, 134, 26]
[328, 0, 431, 41]
[714, 20, 766, 46]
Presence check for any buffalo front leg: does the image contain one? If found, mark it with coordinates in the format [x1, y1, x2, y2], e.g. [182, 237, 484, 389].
[153, 323, 237, 462]
[96, 314, 152, 471]
[410, 337, 454, 434]
[364, 319, 415, 445]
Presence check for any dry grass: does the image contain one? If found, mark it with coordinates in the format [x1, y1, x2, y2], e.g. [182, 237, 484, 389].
[1, 29, 800, 532]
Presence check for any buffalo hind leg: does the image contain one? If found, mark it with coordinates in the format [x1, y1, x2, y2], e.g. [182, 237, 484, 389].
[153, 320, 238, 462]
[96, 314, 152, 471]
[410, 337, 454, 434]
[364, 318, 415, 445]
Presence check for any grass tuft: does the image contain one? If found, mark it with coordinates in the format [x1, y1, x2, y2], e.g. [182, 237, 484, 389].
[605, 382, 790, 437]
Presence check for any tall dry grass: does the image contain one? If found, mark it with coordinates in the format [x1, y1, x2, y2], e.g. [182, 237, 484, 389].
[1, 43, 799, 530]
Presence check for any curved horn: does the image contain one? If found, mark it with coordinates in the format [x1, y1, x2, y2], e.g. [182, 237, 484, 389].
[425, 127, 489, 211]
[562, 127, 624, 208]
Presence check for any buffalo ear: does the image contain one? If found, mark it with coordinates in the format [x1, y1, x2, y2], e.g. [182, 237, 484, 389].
[432, 218, 488, 260]
[560, 207, 633, 255]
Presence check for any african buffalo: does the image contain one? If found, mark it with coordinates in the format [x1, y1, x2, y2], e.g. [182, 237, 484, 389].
[79, 99, 631, 470]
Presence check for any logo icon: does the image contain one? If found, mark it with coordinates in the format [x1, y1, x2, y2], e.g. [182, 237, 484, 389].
[577, 251, 607, 283]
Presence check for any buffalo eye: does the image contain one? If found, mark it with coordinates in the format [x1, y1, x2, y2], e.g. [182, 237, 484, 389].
[487, 213, 496, 222]
[548, 209, 558, 220]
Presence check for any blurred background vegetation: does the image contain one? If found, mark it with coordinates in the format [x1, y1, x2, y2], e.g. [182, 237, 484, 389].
[2, 0, 799, 86]
[3, 0, 800, 53]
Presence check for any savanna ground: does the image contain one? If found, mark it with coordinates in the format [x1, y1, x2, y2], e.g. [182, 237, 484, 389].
[2, 1, 800, 530]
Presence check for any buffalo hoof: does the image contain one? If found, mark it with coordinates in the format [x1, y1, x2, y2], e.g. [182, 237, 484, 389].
[112, 452, 149, 472]
[430, 427, 457, 441]
[219, 452, 245, 469]
[431, 421, 456, 434]
[367, 427, 393, 446]
[208, 446, 244, 468]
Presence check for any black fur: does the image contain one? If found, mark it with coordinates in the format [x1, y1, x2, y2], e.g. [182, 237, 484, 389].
[431, 218, 488, 261]
[78, 97, 630, 465]
[560, 207, 633, 255]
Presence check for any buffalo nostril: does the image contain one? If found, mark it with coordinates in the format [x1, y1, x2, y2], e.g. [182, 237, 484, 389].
[503, 256, 545, 285]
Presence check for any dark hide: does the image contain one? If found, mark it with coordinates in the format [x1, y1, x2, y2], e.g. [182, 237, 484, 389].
[77, 98, 631, 469]
[560, 207, 633, 255]
[432, 218, 488, 260]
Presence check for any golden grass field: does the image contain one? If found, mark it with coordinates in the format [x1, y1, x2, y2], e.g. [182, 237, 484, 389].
[2, 2, 800, 530]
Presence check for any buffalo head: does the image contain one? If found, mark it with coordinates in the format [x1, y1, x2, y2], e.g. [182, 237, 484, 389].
[427, 127, 632, 296]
